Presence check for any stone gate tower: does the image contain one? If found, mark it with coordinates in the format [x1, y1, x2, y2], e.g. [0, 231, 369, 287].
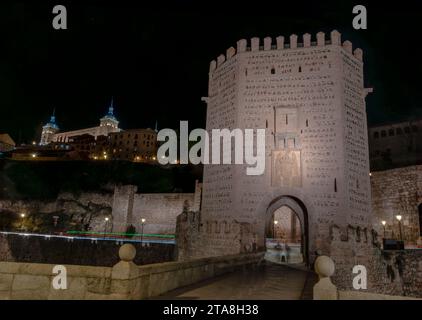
[192, 30, 372, 267]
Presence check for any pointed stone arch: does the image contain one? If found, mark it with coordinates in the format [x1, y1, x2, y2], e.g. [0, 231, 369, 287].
[265, 195, 310, 266]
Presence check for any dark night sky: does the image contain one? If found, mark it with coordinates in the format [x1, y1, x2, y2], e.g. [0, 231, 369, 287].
[1, 0, 422, 143]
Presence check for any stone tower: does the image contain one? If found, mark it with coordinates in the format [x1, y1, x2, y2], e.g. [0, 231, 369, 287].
[196, 30, 372, 266]
[100, 97, 119, 129]
[40, 111, 59, 145]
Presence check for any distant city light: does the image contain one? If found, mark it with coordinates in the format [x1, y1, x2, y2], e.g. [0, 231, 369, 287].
[20, 213, 25, 218]
[395, 215, 402, 221]
[31, 153, 37, 158]
[381, 220, 386, 226]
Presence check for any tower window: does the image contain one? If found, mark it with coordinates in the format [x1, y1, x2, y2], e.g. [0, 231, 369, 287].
[373, 132, 379, 139]
[271, 67, 275, 75]
[381, 130, 386, 137]
[388, 129, 394, 136]
[334, 178, 337, 192]
[298, 66, 302, 73]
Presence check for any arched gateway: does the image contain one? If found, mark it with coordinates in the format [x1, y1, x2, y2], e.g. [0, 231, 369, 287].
[265, 196, 309, 266]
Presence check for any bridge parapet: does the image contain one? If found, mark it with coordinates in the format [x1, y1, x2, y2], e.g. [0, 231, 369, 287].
[0, 243, 264, 300]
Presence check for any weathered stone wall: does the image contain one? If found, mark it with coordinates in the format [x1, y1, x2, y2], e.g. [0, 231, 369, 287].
[131, 193, 195, 234]
[313, 255, 421, 300]
[0, 182, 202, 236]
[176, 210, 259, 261]
[0, 192, 113, 233]
[371, 165, 422, 244]
[111, 181, 202, 235]
[328, 225, 422, 298]
[0, 234, 174, 267]
[111, 185, 137, 233]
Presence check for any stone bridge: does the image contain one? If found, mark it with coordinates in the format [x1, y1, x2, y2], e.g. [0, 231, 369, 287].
[0, 244, 420, 300]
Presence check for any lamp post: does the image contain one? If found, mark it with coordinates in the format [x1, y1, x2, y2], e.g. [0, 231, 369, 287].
[273, 220, 278, 239]
[381, 220, 386, 238]
[52, 216, 59, 235]
[140, 218, 146, 246]
[396, 215, 403, 241]
[20, 213, 25, 231]
[104, 217, 109, 239]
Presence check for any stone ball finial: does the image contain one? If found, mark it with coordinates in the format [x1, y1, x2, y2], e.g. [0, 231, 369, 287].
[119, 244, 136, 262]
[314, 255, 335, 278]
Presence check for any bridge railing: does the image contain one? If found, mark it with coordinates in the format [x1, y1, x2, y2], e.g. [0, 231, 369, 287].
[0, 244, 264, 300]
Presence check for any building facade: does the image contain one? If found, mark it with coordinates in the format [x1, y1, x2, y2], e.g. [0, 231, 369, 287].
[67, 134, 110, 160]
[39, 100, 120, 146]
[109, 128, 158, 162]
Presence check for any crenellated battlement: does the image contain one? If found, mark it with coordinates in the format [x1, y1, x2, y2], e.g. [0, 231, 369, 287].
[210, 30, 363, 73]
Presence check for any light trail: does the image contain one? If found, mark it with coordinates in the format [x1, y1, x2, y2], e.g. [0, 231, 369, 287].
[0, 231, 175, 244]
[66, 230, 175, 238]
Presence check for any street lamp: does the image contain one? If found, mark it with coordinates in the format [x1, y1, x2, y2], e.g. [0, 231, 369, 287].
[381, 220, 386, 238]
[104, 217, 109, 239]
[396, 215, 403, 241]
[273, 220, 278, 239]
[140, 218, 146, 246]
[20, 213, 25, 230]
[52, 216, 59, 235]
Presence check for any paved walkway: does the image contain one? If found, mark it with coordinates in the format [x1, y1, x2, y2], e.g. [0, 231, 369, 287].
[155, 262, 317, 300]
